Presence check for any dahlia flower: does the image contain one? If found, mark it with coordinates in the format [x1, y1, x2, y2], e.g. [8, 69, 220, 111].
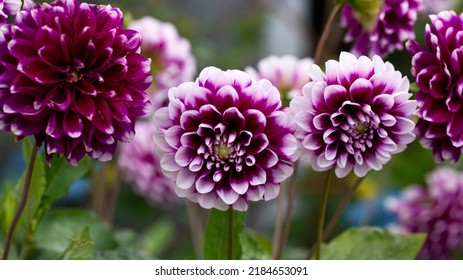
[118, 121, 177, 204]
[386, 168, 463, 259]
[0, 0, 21, 22]
[245, 55, 313, 106]
[0, 0, 152, 165]
[341, 0, 423, 58]
[408, 11, 463, 163]
[128, 16, 196, 108]
[289, 52, 417, 178]
[153, 67, 300, 211]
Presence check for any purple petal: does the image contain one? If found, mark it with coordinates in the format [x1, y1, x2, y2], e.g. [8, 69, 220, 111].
[230, 170, 249, 195]
[174, 146, 195, 167]
[63, 110, 83, 138]
[215, 85, 239, 111]
[256, 149, 279, 168]
[93, 98, 114, 134]
[217, 186, 239, 205]
[196, 174, 215, 194]
[176, 168, 197, 189]
[74, 94, 96, 120]
[324, 84, 347, 109]
[248, 133, 269, 154]
[349, 78, 373, 103]
[180, 110, 201, 131]
[313, 113, 331, 130]
[243, 109, 266, 134]
[222, 107, 245, 131]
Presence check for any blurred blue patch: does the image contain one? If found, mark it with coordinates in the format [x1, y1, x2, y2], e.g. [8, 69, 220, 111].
[54, 178, 92, 207]
[0, 149, 24, 191]
[343, 187, 400, 227]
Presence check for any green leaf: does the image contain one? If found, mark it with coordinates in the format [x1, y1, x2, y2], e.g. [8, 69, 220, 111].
[0, 182, 18, 236]
[22, 139, 46, 229]
[95, 247, 151, 260]
[34, 209, 117, 256]
[43, 155, 91, 207]
[94, 228, 152, 260]
[320, 227, 426, 260]
[140, 218, 175, 258]
[239, 228, 272, 260]
[57, 226, 94, 260]
[204, 208, 245, 260]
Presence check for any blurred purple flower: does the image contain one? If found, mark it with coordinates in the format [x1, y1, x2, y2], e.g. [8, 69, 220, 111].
[118, 121, 178, 204]
[0, 0, 152, 165]
[421, 0, 457, 14]
[129, 16, 196, 109]
[386, 168, 463, 259]
[245, 55, 313, 105]
[153, 67, 300, 211]
[341, 0, 423, 58]
[290, 52, 417, 178]
[408, 11, 463, 163]
[0, 0, 21, 22]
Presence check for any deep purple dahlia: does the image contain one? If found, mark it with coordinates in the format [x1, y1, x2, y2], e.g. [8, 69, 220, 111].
[0, 0, 152, 165]
[128, 16, 196, 109]
[408, 11, 463, 163]
[0, 0, 21, 22]
[289, 52, 417, 178]
[153, 67, 300, 211]
[341, 0, 423, 58]
[245, 54, 313, 105]
[386, 168, 463, 259]
[118, 121, 177, 204]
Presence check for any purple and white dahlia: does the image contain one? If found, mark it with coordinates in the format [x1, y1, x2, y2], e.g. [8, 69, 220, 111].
[0, 0, 152, 165]
[290, 52, 417, 178]
[118, 121, 177, 204]
[129, 16, 196, 108]
[408, 11, 463, 163]
[245, 55, 313, 105]
[153, 67, 299, 211]
[341, 0, 423, 58]
[386, 168, 463, 259]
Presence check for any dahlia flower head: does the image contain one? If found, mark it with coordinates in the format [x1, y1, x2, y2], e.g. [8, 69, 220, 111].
[153, 67, 300, 211]
[386, 168, 463, 259]
[289, 52, 417, 178]
[128, 16, 196, 108]
[341, 0, 423, 58]
[408, 11, 463, 163]
[245, 55, 313, 106]
[0, 0, 21, 22]
[0, 0, 152, 165]
[118, 121, 177, 204]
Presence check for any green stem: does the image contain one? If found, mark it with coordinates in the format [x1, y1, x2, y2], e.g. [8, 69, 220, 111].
[307, 175, 365, 259]
[273, 161, 299, 259]
[313, 3, 343, 64]
[271, 179, 286, 258]
[2, 143, 39, 260]
[323, 176, 365, 240]
[228, 206, 234, 260]
[315, 169, 332, 260]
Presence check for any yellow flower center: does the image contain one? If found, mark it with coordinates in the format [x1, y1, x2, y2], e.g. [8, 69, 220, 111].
[215, 144, 231, 160]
